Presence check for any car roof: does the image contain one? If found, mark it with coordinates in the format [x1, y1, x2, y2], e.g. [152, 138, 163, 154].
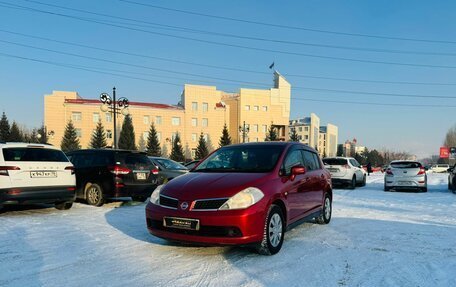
[67, 148, 146, 154]
[323, 157, 353, 160]
[225, 142, 316, 152]
[0, 142, 59, 150]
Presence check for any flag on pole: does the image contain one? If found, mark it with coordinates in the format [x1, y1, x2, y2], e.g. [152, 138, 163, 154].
[269, 62, 275, 69]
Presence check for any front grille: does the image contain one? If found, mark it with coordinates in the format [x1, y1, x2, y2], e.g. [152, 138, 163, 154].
[159, 195, 178, 209]
[193, 198, 228, 210]
[148, 219, 242, 238]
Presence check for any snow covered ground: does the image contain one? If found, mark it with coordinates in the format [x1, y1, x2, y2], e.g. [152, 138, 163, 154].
[1, 173, 455, 287]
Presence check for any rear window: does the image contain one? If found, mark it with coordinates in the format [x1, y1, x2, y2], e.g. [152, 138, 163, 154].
[3, 147, 69, 162]
[118, 153, 152, 169]
[323, 158, 347, 166]
[391, 162, 422, 168]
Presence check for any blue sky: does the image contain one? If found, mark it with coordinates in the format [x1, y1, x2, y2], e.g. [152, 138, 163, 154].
[1, 0, 456, 158]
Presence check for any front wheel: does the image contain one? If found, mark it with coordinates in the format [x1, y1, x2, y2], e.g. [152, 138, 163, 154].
[55, 202, 73, 210]
[349, 176, 356, 189]
[85, 183, 105, 206]
[256, 204, 285, 256]
[359, 175, 366, 187]
[316, 194, 332, 224]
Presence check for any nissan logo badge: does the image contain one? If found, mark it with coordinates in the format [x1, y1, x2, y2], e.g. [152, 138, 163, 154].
[180, 202, 189, 210]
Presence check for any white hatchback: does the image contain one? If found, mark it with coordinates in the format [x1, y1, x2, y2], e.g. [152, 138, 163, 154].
[323, 157, 367, 189]
[0, 142, 76, 210]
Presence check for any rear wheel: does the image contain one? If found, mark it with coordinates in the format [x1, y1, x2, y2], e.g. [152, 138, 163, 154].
[349, 176, 356, 189]
[85, 183, 105, 206]
[316, 194, 332, 224]
[256, 204, 285, 255]
[421, 187, 428, 193]
[55, 202, 73, 210]
[384, 185, 390, 192]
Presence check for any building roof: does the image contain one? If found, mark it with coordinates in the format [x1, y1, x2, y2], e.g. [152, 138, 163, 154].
[64, 98, 182, 110]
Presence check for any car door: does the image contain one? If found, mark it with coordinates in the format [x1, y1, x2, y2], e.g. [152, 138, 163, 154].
[302, 150, 322, 212]
[280, 147, 311, 222]
[350, 159, 364, 182]
[70, 151, 96, 198]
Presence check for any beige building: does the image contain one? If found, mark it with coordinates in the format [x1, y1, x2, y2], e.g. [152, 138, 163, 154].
[44, 72, 291, 159]
[289, 113, 338, 157]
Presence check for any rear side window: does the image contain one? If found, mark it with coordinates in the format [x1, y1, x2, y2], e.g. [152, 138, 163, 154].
[302, 150, 318, 171]
[323, 158, 348, 166]
[3, 148, 69, 162]
[391, 162, 422, 168]
[92, 152, 114, 166]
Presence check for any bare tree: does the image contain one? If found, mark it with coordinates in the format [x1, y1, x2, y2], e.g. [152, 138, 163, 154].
[444, 125, 456, 147]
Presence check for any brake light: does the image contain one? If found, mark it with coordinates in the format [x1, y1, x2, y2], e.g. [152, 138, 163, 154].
[417, 167, 426, 175]
[65, 166, 75, 175]
[151, 168, 159, 175]
[386, 169, 393, 175]
[0, 166, 20, 176]
[67, 187, 76, 191]
[108, 165, 131, 175]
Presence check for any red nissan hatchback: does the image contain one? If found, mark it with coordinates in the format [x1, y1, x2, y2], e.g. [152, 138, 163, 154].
[145, 142, 332, 255]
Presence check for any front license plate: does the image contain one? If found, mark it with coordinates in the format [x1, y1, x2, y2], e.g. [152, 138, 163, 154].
[30, 171, 57, 178]
[163, 217, 200, 230]
[136, 172, 147, 180]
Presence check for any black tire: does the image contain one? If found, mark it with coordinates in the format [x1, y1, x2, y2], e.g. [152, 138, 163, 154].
[316, 194, 332, 224]
[448, 177, 451, 190]
[256, 204, 285, 256]
[349, 176, 356, 189]
[384, 185, 390, 192]
[359, 175, 366, 187]
[421, 187, 428, 193]
[85, 183, 105, 206]
[55, 202, 73, 210]
[131, 196, 147, 202]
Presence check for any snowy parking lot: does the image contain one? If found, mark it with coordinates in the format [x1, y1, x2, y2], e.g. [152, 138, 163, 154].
[1, 173, 455, 287]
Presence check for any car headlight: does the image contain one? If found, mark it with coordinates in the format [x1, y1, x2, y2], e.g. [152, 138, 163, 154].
[149, 184, 163, 205]
[219, 187, 264, 210]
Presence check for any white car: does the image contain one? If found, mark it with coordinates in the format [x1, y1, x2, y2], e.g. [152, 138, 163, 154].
[0, 142, 76, 210]
[429, 164, 450, 173]
[384, 161, 427, 192]
[323, 157, 366, 189]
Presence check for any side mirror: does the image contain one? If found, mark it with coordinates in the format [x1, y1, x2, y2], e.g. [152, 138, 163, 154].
[290, 165, 306, 180]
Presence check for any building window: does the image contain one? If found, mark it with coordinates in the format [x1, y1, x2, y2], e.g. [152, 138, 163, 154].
[202, 102, 208, 112]
[255, 137, 259, 142]
[107, 130, 112, 139]
[172, 132, 178, 141]
[305, 135, 309, 140]
[262, 125, 267, 133]
[253, 106, 259, 111]
[192, 102, 198, 111]
[92, 113, 100, 123]
[191, 118, 198, 127]
[202, 118, 208, 127]
[143, 115, 150, 125]
[157, 132, 161, 142]
[106, 113, 112, 122]
[75, 128, 82, 138]
[262, 106, 268, 112]
[191, 149, 196, 159]
[299, 127, 303, 132]
[244, 105, 250, 111]
[143, 131, 149, 141]
[252, 124, 258, 132]
[192, 133, 197, 142]
[72, 112, 82, 122]
[203, 134, 209, 141]
[172, 117, 180, 126]
[155, 116, 162, 125]
[304, 127, 309, 132]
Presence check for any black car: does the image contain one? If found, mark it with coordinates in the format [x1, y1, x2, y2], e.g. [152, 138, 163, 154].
[448, 165, 456, 193]
[66, 149, 159, 206]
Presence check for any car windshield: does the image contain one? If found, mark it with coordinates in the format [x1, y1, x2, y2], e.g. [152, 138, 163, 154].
[391, 162, 422, 168]
[322, 158, 347, 166]
[155, 158, 188, 170]
[193, 145, 284, 173]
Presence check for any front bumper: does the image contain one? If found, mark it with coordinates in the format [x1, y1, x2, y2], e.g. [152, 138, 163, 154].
[145, 202, 266, 245]
[0, 186, 76, 205]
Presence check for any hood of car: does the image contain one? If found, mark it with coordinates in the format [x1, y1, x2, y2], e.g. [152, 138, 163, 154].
[160, 172, 269, 200]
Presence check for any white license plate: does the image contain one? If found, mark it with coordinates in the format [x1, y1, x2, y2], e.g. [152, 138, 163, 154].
[398, 181, 412, 186]
[328, 168, 339, 172]
[136, 172, 147, 180]
[30, 171, 57, 178]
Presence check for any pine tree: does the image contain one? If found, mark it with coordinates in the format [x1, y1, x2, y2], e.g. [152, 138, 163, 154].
[29, 128, 39, 143]
[289, 127, 299, 142]
[37, 125, 48, 144]
[170, 132, 185, 162]
[90, 120, 107, 149]
[265, 124, 278, 141]
[9, 122, 24, 142]
[60, 120, 80, 152]
[146, 123, 161, 156]
[195, 132, 209, 160]
[118, 115, 136, 150]
[219, 123, 232, 147]
[0, 112, 10, 141]
[138, 136, 146, 152]
[337, 144, 344, 156]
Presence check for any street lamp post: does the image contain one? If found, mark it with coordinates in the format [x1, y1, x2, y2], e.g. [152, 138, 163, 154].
[239, 121, 249, 143]
[100, 87, 129, 149]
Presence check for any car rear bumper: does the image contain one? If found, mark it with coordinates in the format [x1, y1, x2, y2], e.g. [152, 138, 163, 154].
[145, 203, 266, 245]
[0, 186, 76, 205]
[384, 177, 427, 189]
[330, 178, 352, 185]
